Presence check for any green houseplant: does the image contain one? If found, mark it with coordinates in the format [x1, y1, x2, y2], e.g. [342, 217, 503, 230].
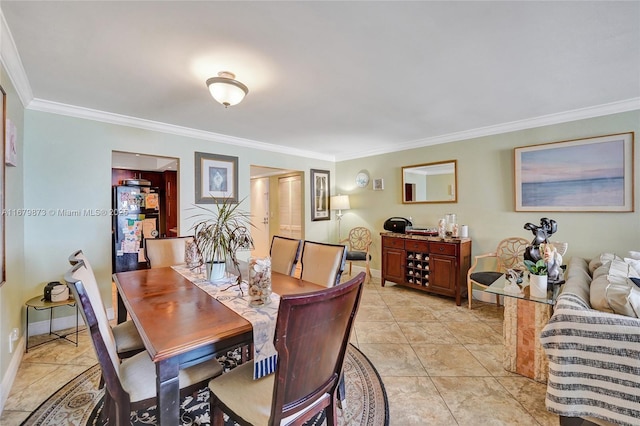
[190, 197, 254, 286]
[524, 259, 548, 298]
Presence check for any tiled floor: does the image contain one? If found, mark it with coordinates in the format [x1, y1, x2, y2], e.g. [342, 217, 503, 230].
[1, 277, 559, 425]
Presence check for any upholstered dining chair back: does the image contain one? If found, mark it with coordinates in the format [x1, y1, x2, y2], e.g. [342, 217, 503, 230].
[144, 236, 194, 268]
[65, 260, 223, 425]
[69, 250, 144, 359]
[65, 261, 121, 377]
[270, 235, 302, 276]
[208, 272, 366, 425]
[299, 240, 347, 287]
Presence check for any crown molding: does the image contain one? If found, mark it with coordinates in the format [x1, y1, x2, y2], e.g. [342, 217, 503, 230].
[337, 98, 640, 161]
[26, 98, 335, 161]
[0, 9, 33, 107]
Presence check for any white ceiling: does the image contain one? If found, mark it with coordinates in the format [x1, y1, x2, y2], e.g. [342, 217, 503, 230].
[2, 1, 639, 161]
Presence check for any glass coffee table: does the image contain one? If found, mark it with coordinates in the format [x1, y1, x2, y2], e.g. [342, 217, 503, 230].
[485, 274, 560, 383]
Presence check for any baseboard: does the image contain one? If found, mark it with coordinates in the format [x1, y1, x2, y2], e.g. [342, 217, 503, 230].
[0, 336, 25, 415]
[27, 307, 114, 336]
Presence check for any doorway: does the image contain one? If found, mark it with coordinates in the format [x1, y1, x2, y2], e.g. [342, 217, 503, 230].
[250, 166, 304, 258]
[111, 151, 179, 273]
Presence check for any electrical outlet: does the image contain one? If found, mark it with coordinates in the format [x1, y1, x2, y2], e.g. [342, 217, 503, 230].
[8, 328, 18, 353]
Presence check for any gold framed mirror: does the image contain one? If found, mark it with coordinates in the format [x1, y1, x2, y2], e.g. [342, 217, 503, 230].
[402, 160, 457, 204]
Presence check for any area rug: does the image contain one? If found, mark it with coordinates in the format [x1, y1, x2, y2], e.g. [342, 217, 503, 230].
[21, 344, 388, 426]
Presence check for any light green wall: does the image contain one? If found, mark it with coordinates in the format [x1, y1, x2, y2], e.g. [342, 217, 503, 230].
[21, 111, 334, 315]
[0, 69, 26, 384]
[336, 110, 640, 270]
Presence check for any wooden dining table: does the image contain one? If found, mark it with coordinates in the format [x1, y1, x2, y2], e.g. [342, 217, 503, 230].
[113, 266, 324, 425]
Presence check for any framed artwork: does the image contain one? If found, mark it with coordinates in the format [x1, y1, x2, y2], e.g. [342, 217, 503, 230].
[5, 118, 16, 167]
[0, 85, 5, 285]
[514, 132, 634, 212]
[310, 169, 330, 221]
[195, 152, 238, 204]
[373, 178, 384, 191]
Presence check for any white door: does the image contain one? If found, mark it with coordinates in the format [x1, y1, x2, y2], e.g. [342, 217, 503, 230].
[278, 175, 302, 239]
[250, 177, 270, 257]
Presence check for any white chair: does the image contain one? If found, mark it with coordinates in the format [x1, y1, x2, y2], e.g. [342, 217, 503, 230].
[269, 235, 302, 276]
[68, 250, 144, 358]
[144, 236, 194, 268]
[299, 240, 347, 287]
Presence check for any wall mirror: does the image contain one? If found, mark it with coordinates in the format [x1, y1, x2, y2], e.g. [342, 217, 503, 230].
[402, 160, 457, 204]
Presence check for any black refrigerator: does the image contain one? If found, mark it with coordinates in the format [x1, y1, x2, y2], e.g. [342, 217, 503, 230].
[112, 180, 161, 272]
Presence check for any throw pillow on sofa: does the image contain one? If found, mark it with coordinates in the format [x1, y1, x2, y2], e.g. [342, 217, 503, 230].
[588, 252, 622, 275]
[590, 259, 640, 318]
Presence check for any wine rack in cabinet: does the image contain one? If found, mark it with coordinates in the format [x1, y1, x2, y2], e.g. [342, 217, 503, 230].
[381, 233, 472, 306]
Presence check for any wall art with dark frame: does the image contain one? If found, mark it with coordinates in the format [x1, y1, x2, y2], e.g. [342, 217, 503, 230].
[195, 152, 238, 204]
[0, 85, 6, 285]
[310, 169, 330, 221]
[514, 132, 634, 212]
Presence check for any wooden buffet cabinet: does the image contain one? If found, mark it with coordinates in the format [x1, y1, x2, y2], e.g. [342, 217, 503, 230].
[381, 232, 472, 306]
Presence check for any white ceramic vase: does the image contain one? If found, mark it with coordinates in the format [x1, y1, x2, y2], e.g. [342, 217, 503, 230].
[529, 274, 548, 299]
[207, 261, 226, 282]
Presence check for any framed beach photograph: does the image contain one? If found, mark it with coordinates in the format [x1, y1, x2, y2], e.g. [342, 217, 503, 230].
[310, 169, 330, 221]
[514, 133, 634, 212]
[195, 152, 238, 204]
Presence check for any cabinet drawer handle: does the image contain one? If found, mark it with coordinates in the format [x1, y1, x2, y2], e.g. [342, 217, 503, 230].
[439, 247, 445, 252]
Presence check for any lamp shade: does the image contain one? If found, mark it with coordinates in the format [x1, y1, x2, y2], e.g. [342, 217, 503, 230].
[330, 195, 351, 211]
[206, 71, 248, 107]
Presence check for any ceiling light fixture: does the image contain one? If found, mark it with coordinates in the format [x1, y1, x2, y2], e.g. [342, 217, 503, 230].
[206, 71, 248, 108]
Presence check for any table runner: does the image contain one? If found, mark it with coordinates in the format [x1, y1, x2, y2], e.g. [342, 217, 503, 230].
[172, 265, 279, 379]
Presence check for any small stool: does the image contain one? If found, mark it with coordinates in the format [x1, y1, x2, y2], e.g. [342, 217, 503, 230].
[25, 295, 79, 352]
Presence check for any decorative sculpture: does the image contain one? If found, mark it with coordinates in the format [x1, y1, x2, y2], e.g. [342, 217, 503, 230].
[523, 217, 564, 285]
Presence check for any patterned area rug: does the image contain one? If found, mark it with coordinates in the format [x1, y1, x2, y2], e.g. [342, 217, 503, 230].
[21, 344, 388, 426]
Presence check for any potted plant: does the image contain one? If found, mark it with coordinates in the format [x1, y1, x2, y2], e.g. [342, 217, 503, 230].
[190, 197, 254, 286]
[524, 259, 548, 298]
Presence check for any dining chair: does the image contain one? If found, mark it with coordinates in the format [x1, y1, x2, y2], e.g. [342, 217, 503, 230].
[208, 271, 366, 426]
[299, 240, 348, 287]
[340, 227, 372, 283]
[270, 235, 302, 276]
[65, 260, 223, 425]
[144, 236, 195, 268]
[467, 237, 529, 309]
[68, 250, 144, 358]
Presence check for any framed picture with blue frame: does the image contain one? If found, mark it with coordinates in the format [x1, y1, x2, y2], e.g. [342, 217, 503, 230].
[514, 132, 634, 212]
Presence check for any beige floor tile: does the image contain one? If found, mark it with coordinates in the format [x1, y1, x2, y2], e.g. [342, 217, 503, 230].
[383, 376, 457, 425]
[413, 344, 491, 377]
[444, 321, 502, 345]
[358, 343, 427, 377]
[387, 304, 437, 322]
[354, 305, 395, 322]
[432, 376, 540, 425]
[464, 343, 519, 377]
[358, 290, 386, 306]
[497, 377, 559, 426]
[355, 322, 409, 344]
[397, 321, 459, 344]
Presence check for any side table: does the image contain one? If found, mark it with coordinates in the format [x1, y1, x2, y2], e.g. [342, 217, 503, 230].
[485, 275, 560, 383]
[25, 295, 79, 352]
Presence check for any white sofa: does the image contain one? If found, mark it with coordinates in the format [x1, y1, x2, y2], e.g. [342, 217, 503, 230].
[540, 256, 640, 426]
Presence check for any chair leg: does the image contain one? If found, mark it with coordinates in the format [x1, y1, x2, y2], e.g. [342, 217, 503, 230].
[365, 259, 371, 283]
[326, 398, 338, 426]
[468, 282, 473, 310]
[212, 402, 225, 426]
[349, 261, 353, 276]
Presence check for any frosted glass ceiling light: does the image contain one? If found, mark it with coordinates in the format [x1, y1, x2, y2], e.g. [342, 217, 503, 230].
[206, 71, 248, 107]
